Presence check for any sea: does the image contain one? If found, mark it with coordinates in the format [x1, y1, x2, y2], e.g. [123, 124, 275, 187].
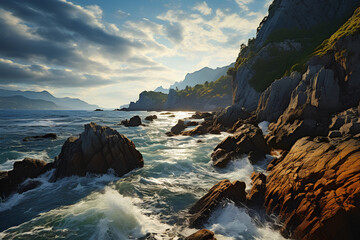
[0, 110, 285, 240]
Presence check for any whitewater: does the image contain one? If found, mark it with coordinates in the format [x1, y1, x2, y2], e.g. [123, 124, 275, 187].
[0, 110, 285, 239]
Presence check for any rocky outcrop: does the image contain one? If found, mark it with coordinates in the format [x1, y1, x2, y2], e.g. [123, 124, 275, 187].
[185, 229, 216, 240]
[51, 122, 143, 181]
[328, 106, 360, 138]
[246, 172, 266, 207]
[211, 124, 270, 168]
[166, 120, 187, 136]
[264, 136, 360, 240]
[257, 72, 301, 122]
[128, 91, 167, 111]
[0, 158, 53, 199]
[189, 179, 246, 228]
[214, 105, 250, 128]
[23, 133, 57, 141]
[121, 116, 142, 127]
[255, 0, 359, 47]
[145, 115, 157, 121]
[190, 112, 214, 120]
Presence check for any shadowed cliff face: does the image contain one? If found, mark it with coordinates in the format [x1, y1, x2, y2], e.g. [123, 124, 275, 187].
[231, 0, 360, 111]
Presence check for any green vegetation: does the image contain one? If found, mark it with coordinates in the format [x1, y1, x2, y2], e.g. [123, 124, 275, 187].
[231, 9, 356, 92]
[140, 91, 167, 104]
[177, 75, 231, 100]
[315, 7, 360, 56]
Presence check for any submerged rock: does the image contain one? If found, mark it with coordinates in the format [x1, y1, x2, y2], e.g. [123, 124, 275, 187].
[211, 124, 269, 168]
[23, 133, 57, 141]
[191, 112, 214, 120]
[121, 116, 142, 127]
[189, 179, 246, 228]
[264, 136, 360, 239]
[0, 158, 53, 199]
[51, 122, 143, 181]
[185, 229, 216, 240]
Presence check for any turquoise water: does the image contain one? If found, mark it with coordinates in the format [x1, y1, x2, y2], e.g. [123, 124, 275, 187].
[0, 110, 284, 239]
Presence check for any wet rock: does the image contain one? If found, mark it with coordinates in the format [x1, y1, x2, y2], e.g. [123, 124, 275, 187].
[23, 133, 57, 141]
[182, 125, 208, 136]
[121, 116, 142, 127]
[0, 158, 53, 199]
[191, 112, 214, 120]
[145, 115, 157, 121]
[264, 137, 360, 240]
[17, 180, 42, 194]
[166, 120, 186, 136]
[248, 151, 265, 164]
[185, 229, 216, 240]
[246, 172, 266, 207]
[51, 122, 143, 181]
[328, 130, 342, 138]
[189, 179, 246, 228]
[211, 124, 270, 168]
[185, 121, 199, 127]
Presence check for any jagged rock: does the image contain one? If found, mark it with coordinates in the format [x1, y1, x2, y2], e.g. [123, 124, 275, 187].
[191, 112, 213, 119]
[185, 229, 216, 240]
[189, 179, 246, 228]
[264, 137, 360, 240]
[182, 125, 208, 136]
[185, 121, 199, 127]
[51, 122, 143, 181]
[145, 115, 157, 121]
[211, 124, 270, 168]
[215, 105, 250, 128]
[0, 158, 53, 199]
[248, 151, 265, 164]
[17, 180, 42, 194]
[246, 172, 266, 207]
[328, 130, 342, 138]
[166, 120, 186, 136]
[23, 133, 57, 141]
[121, 116, 142, 127]
[257, 72, 301, 122]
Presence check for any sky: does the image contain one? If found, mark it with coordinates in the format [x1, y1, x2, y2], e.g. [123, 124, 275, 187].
[0, 0, 272, 108]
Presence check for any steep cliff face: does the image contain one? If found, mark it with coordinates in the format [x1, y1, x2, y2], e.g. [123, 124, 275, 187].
[231, 0, 359, 111]
[128, 91, 167, 111]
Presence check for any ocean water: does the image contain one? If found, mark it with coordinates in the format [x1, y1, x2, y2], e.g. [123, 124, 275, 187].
[0, 110, 284, 240]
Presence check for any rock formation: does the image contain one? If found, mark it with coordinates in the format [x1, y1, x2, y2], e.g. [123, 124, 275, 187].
[121, 116, 142, 127]
[145, 115, 157, 121]
[23, 133, 57, 141]
[0, 158, 53, 199]
[189, 179, 246, 228]
[211, 124, 270, 168]
[264, 136, 360, 239]
[51, 122, 143, 181]
[185, 229, 216, 240]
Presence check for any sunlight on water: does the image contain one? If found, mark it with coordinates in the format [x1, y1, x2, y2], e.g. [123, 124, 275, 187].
[0, 110, 283, 239]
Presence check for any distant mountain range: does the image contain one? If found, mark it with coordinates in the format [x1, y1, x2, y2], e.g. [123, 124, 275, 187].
[154, 63, 234, 93]
[0, 89, 99, 110]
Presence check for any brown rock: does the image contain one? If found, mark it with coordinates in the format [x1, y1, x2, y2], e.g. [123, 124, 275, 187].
[191, 112, 214, 119]
[246, 172, 266, 207]
[185, 229, 216, 240]
[264, 137, 360, 240]
[211, 124, 269, 168]
[168, 120, 186, 135]
[51, 122, 143, 181]
[0, 158, 53, 199]
[189, 179, 246, 228]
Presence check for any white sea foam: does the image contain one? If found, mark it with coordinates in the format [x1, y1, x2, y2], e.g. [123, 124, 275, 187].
[205, 202, 286, 240]
[258, 121, 270, 135]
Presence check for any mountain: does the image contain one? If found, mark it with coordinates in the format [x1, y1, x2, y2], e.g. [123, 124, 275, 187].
[153, 86, 169, 94]
[169, 63, 234, 90]
[0, 96, 59, 110]
[0, 89, 99, 110]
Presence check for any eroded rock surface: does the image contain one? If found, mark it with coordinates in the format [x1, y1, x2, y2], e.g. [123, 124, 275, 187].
[121, 116, 142, 127]
[51, 122, 143, 181]
[264, 136, 360, 240]
[185, 229, 216, 240]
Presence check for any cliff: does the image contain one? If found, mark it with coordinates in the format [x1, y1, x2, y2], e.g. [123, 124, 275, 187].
[128, 91, 167, 111]
[229, 0, 360, 111]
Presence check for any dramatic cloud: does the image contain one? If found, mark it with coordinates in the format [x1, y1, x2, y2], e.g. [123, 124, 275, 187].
[0, 0, 269, 107]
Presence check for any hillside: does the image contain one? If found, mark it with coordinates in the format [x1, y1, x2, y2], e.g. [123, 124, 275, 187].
[0, 89, 99, 110]
[0, 96, 59, 110]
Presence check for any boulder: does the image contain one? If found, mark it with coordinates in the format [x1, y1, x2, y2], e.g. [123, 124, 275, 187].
[166, 120, 186, 136]
[182, 125, 208, 136]
[191, 112, 214, 119]
[0, 158, 53, 199]
[121, 116, 142, 127]
[264, 137, 360, 240]
[185, 121, 199, 127]
[214, 105, 250, 128]
[145, 115, 157, 121]
[51, 122, 143, 181]
[23, 133, 57, 141]
[185, 229, 216, 240]
[246, 172, 266, 207]
[189, 179, 246, 228]
[211, 124, 270, 168]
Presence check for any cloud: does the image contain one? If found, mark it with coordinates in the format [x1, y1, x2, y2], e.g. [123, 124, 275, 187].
[193, 1, 212, 15]
[117, 9, 130, 18]
[165, 23, 184, 44]
[235, 0, 254, 11]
